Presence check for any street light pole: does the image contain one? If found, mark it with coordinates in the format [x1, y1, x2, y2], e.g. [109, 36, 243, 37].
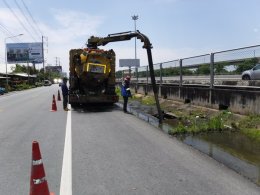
[5, 34, 23, 90]
[132, 15, 139, 89]
[131, 15, 138, 60]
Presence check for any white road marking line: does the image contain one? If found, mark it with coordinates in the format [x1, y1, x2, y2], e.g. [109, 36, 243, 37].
[59, 104, 72, 195]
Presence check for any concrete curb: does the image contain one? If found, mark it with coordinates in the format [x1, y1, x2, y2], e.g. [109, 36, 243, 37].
[115, 102, 172, 133]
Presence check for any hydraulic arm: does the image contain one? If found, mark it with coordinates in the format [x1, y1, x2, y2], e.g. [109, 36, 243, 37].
[87, 31, 163, 123]
[87, 31, 152, 49]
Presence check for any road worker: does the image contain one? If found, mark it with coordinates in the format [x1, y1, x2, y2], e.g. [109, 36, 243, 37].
[61, 77, 70, 111]
[121, 76, 132, 113]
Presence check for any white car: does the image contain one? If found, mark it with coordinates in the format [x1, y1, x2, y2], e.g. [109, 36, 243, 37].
[242, 64, 260, 80]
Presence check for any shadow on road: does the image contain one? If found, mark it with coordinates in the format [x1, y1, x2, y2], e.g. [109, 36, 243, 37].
[71, 103, 121, 113]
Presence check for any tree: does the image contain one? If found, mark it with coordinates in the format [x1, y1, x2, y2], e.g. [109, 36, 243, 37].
[215, 62, 229, 75]
[195, 64, 210, 75]
[11, 64, 27, 73]
[11, 64, 37, 75]
[234, 58, 258, 73]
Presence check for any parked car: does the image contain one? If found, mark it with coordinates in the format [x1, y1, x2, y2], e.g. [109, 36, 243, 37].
[44, 80, 52, 86]
[242, 64, 260, 80]
[0, 87, 6, 95]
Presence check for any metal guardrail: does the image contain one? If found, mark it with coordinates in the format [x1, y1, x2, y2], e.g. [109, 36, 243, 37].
[117, 44, 260, 88]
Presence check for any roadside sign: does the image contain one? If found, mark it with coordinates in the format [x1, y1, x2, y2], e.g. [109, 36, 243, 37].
[6, 42, 43, 64]
[119, 59, 140, 67]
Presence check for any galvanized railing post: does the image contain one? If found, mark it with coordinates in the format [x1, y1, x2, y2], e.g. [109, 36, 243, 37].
[210, 53, 215, 89]
[179, 59, 183, 87]
[179, 59, 183, 99]
[159, 63, 162, 97]
[146, 66, 148, 95]
[135, 67, 138, 93]
[209, 53, 215, 105]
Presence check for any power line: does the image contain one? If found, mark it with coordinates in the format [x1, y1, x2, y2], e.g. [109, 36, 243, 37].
[20, 0, 43, 36]
[2, 0, 38, 42]
[0, 23, 13, 36]
[0, 23, 23, 42]
[14, 0, 41, 40]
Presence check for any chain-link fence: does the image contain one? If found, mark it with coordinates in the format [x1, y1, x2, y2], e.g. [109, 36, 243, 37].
[117, 44, 260, 87]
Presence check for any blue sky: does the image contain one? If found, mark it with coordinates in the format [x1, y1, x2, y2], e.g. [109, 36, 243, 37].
[0, 0, 260, 74]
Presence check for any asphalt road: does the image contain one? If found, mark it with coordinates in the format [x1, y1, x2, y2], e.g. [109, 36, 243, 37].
[0, 85, 66, 194]
[0, 85, 259, 194]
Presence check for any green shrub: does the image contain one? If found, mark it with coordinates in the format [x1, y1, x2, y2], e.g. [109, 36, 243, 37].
[241, 129, 260, 142]
[15, 83, 31, 90]
[208, 115, 223, 131]
[169, 122, 188, 135]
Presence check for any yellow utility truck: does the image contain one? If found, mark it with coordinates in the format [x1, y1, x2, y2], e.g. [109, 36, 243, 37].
[69, 47, 118, 106]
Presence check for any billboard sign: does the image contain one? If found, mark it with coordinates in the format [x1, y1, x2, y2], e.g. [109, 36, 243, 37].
[119, 59, 140, 67]
[6, 42, 43, 64]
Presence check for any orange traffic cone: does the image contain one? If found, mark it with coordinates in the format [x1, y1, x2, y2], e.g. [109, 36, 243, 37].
[30, 141, 54, 195]
[57, 90, 61, 101]
[50, 95, 57, 112]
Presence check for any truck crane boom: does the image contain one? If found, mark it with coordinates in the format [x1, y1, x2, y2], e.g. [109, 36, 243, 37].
[87, 31, 152, 49]
[86, 31, 163, 124]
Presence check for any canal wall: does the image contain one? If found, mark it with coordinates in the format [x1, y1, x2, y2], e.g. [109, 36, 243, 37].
[132, 83, 260, 115]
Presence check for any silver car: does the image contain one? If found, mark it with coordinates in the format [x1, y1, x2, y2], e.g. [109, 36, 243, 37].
[242, 64, 260, 80]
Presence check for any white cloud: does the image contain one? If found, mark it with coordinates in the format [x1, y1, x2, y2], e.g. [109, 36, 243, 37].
[0, 6, 199, 75]
[47, 9, 104, 43]
[0, 8, 24, 73]
[42, 9, 105, 73]
[0, 7, 105, 73]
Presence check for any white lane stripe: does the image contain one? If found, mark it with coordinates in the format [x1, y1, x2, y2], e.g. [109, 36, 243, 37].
[60, 104, 72, 195]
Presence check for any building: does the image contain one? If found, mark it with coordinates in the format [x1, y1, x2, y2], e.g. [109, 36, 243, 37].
[0, 72, 36, 88]
[45, 65, 62, 73]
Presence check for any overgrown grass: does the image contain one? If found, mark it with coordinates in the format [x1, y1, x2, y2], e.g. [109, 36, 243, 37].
[124, 92, 260, 142]
[240, 129, 260, 142]
[168, 111, 235, 136]
[238, 115, 260, 129]
[140, 96, 156, 105]
[238, 115, 260, 141]
[167, 112, 260, 143]
[127, 91, 156, 105]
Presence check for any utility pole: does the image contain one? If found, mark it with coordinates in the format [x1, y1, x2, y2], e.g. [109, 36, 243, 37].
[42, 36, 48, 80]
[55, 57, 60, 66]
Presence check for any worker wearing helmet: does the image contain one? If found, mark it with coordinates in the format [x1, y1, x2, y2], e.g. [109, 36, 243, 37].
[121, 76, 132, 113]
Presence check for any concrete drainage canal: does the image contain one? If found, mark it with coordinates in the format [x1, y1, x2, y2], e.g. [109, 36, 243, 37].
[116, 102, 260, 186]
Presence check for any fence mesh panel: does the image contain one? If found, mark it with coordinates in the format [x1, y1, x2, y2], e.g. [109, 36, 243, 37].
[214, 46, 260, 63]
[116, 44, 260, 87]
